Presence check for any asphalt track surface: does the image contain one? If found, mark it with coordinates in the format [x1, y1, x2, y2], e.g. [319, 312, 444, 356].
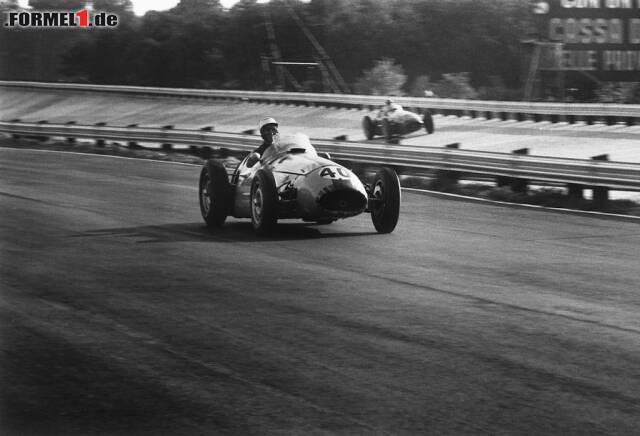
[1, 148, 640, 435]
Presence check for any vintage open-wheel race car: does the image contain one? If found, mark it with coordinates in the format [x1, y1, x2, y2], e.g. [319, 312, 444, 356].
[198, 134, 401, 235]
[362, 103, 434, 141]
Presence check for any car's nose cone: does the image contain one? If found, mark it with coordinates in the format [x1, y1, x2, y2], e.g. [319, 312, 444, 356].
[294, 166, 368, 219]
[319, 189, 367, 213]
[408, 119, 423, 131]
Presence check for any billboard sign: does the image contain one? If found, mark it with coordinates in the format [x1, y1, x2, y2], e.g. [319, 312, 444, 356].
[532, 0, 640, 80]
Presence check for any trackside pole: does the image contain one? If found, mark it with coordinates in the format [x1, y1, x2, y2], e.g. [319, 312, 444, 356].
[567, 183, 584, 208]
[432, 143, 462, 190]
[65, 121, 76, 144]
[126, 124, 140, 149]
[94, 122, 107, 147]
[496, 148, 529, 193]
[591, 154, 609, 211]
[162, 125, 174, 151]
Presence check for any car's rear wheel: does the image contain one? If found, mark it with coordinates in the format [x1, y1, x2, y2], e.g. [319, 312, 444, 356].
[424, 112, 435, 134]
[199, 159, 231, 227]
[362, 116, 375, 140]
[251, 169, 278, 235]
[370, 167, 401, 234]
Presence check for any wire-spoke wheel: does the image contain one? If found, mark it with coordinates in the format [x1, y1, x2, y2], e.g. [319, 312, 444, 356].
[199, 159, 231, 227]
[251, 180, 264, 224]
[200, 170, 211, 215]
[251, 169, 277, 234]
[370, 167, 401, 233]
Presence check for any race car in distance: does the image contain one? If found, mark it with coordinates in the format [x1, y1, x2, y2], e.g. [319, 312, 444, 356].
[362, 103, 434, 141]
[198, 134, 401, 235]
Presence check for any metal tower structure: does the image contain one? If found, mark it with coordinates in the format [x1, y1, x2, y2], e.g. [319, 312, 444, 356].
[261, 2, 349, 94]
[283, 2, 350, 94]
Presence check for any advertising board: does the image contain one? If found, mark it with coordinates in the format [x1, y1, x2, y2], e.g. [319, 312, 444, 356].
[533, 0, 640, 80]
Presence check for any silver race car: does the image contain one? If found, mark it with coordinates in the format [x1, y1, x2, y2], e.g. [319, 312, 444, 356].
[199, 134, 401, 235]
[362, 103, 434, 141]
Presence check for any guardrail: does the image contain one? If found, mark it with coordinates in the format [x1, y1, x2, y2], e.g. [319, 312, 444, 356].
[2, 81, 639, 126]
[2, 120, 639, 213]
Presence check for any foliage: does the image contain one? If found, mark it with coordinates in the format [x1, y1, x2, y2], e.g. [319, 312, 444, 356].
[353, 58, 406, 96]
[477, 75, 523, 101]
[595, 83, 640, 104]
[431, 73, 478, 100]
[2, 0, 537, 94]
[408, 75, 433, 98]
[28, 0, 85, 8]
[93, 0, 135, 13]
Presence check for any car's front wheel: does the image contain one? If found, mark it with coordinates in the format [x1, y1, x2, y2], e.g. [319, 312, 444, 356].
[370, 167, 401, 233]
[424, 112, 435, 134]
[199, 159, 231, 227]
[251, 169, 278, 235]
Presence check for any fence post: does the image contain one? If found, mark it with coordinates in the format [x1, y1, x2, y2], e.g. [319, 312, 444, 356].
[65, 121, 76, 144]
[10, 119, 21, 139]
[162, 125, 174, 151]
[94, 122, 107, 147]
[567, 183, 584, 208]
[125, 124, 140, 149]
[432, 143, 461, 190]
[511, 148, 529, 193]
[496, 148, 529, 193]
[591, 154, 609, 210]
[37, 120, 50, 142]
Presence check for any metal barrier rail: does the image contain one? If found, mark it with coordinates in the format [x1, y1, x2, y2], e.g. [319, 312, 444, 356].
[1, 81, 639, 124]
[2, 121, 639, 191]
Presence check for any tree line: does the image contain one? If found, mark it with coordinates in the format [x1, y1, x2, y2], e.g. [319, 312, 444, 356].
[1, 0, 546, 99]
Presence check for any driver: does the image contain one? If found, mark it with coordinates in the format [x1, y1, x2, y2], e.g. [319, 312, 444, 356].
[380, 99, 398, 118]
[246, 117, 278, 167]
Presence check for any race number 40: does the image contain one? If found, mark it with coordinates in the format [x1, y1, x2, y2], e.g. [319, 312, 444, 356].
[320, 167, 350, 180]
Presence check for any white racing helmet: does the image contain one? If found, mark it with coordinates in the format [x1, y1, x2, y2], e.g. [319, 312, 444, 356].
[258, 117, 278, 132]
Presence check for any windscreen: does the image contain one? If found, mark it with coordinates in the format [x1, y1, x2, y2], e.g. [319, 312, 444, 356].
[264, 133, 317, 160]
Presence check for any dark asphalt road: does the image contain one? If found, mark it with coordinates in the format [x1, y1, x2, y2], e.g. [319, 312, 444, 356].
[1, 148, 640, 435]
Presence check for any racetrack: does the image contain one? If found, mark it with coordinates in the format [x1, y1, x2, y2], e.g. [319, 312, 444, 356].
[2, 88, 640, 162]
[1, 148, 640, 435]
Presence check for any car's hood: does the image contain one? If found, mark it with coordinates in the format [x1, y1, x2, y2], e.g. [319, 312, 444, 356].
[390, 110, 423, 123]
[265, 152, 334, 176]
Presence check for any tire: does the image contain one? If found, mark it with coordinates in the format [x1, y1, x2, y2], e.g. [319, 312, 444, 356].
[423, 112, 435, 134]
[199, 159, 231, 227]
[382, 118, 392, 141]
[370, 167, 401, 234]
[251, 169, 278, 235]
[362, 116, 375, 140]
